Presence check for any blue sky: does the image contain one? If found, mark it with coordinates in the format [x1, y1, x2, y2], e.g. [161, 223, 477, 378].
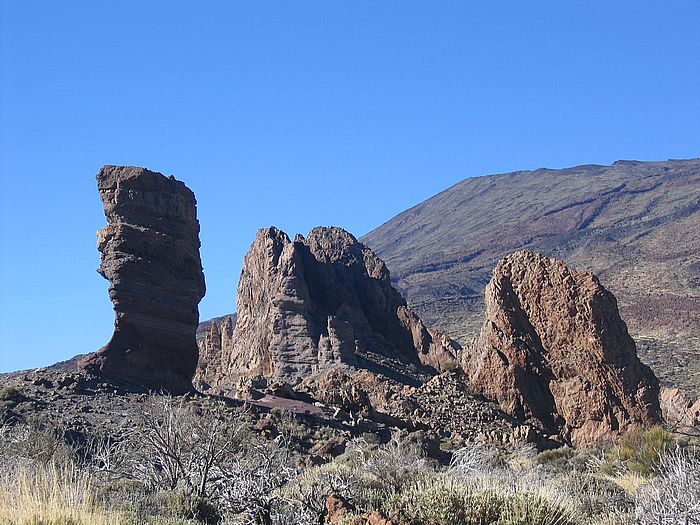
[1, 1, 699, 372]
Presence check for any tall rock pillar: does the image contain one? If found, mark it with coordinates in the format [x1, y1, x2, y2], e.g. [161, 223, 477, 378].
[80, 165, 206, 393]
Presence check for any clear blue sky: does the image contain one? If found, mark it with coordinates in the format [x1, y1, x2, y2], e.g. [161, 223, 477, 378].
[1, 2, 699, 372]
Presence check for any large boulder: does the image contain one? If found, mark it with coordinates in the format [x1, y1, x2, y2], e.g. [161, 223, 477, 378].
[80, 166, 206, 393]
[464, 250, 660, 445]
[219, 226, 458, 386]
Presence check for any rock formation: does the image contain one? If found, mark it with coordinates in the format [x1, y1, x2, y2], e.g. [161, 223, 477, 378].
[195, 314, 236, 390]
[464, 250, 660, 445]
[660, 387, 700, 433]
[220, 226, 459, 386]
[80, 165, 206, 393]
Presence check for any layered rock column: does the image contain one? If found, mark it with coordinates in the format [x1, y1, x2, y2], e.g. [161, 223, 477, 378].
[464, 250, 660, 445]
[80, 166, 206, 393]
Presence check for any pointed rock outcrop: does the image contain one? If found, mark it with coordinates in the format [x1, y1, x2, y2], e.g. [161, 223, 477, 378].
[464, 250, 660, 445]
[80, 166, 206, 393]
[220, 226, 458, 386]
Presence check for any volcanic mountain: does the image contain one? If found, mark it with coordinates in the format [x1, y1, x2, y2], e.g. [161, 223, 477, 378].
[361, 159, 700, 397]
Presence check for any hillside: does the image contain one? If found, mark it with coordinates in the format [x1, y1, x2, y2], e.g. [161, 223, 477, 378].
[361, 159, 700, 397]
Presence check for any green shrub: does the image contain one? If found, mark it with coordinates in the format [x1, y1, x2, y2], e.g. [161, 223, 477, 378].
[536, 446, 592, 472]
[378, 478, 581, 525]
[389, 483, 503, 525]
[96, 482, 219, 524]
[609, 426, 672, 476]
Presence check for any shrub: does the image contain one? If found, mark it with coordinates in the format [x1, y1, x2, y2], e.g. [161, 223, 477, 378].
[633, 448, 700, 525]
[448, 442, 502, 479]
[608, 426, 672, 476]
[442, 361, 460, 373]
[496, 493, 580, 525]
[0, 418, 75, 469]
[382, 477, 581, 525]
[346, 437, 433, 492]
[0, 387, 21, 402]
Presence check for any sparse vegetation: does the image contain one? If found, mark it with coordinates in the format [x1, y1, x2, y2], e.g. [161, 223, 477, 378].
[1, 400, 698, 525]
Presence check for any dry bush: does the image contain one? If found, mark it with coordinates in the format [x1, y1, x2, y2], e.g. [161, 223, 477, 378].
[126, 395, 250, 500]
[278, 463, 359, 525]
[0, 417, 76, 471]
[345, 437, 433, 492]
[448, 442, 502, 479]
[215, 436, 297, 524]
[87, 395, 301, 524]
[633, 448, 700, 525]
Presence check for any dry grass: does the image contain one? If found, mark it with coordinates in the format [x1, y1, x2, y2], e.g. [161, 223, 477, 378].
[0, 461, 123, 525]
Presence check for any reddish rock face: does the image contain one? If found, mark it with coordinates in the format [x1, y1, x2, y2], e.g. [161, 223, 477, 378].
[220, 226, 458, 386]
[464, 250, 660, 445]
[80, 166, 205, 393]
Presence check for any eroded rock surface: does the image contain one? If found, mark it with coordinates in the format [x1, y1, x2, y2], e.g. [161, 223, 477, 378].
[219, 226, 458, 387]
[464, 251, 661, 445]
[80, 165, 205, 393]
[195, 314, 236, 390]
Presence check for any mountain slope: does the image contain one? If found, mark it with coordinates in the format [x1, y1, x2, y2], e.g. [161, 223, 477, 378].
[361, 159, 700, 397]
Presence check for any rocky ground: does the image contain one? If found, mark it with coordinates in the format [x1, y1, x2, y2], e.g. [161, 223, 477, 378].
[0, 366, 523, 466]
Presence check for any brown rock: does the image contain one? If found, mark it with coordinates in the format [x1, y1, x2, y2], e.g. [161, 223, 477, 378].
[218, 226, 458, 386]
[79, 166, 206, 394]
[325, 492, 353, 523]
[314, 369, 373, 417]
[464, 250, 661, 445]
[362, 512, 396, 525]
[660, 387, 700, 433]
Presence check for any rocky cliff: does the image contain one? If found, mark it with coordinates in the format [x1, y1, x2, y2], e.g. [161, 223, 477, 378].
[464, 251, 661, 445]
[362, 159, 700, 398]
[215, 226, 458, 387]
[80, 165, 206, 393]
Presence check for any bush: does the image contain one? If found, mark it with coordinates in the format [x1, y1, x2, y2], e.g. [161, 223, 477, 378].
[0, 418, 75, 469]
[608, 426, 672, 476]
[382, 478, 581, 525]
[633, 448, 700, 525]
[0, 387, 21, 402]
[442, 361, 460, 373]
[346, 437, 433, 492]
[448, 443, 502, 479]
